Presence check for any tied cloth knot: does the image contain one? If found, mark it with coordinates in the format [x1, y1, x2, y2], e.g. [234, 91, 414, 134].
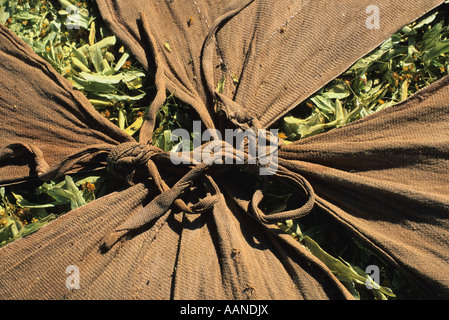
[106, 142, 162, 183]
[100, 137, 315, 251]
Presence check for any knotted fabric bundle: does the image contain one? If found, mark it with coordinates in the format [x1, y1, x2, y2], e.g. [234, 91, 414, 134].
[0, 0, 448, 299]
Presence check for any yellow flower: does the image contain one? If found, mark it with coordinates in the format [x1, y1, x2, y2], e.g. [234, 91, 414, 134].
[278, 132, 287, 140]
[85, 182, 96, 192]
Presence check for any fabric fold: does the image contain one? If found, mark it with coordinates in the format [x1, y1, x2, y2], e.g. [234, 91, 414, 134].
[0, 24, 133, 186]
[278, 75, 449, 298]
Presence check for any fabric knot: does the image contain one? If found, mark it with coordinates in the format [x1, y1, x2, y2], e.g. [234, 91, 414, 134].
[100, 137, 315, 251]
[107, 142, 161, 183]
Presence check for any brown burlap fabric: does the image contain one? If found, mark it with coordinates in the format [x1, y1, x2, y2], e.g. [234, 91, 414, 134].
[0, 0, 448, 299]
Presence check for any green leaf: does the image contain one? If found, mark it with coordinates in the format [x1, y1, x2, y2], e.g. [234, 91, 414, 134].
[13, 11, 41, 20]
[64, 176, 86, 210]
[0, 214, 57, 248]
[74, 175, 104, 187]
[379, 33, 402, 51]
[216, 77, 226, 94]
[91, 43, 103, 73]
[78, 70, 146, 85]
[278, 219, 303, 241]
[322, 83, 350, 100]
[76, 36, 116, 57]
[153, 127, 174, 152]
[310, 95, 335, 115]
[0, 10, 9, 24]
[334, 99, 348, 126]
[303, 236, 395, 299]
[421, 21, 444, 51]
[71, 76, 118, 93]
[282, 112, 329, 139]
[88, 20, 96, 45]
[423, 39, 449, 63]
[11, 192, 62, 209]
[88, 99, 114, 107]
[412, 12, 438, 30]
[304, 236, 367, 284]
[36, 176, 86, 210]
[118, 108, 126, 130]
[114, 52, 130, 71]
[347, 34, 401, 75]
[71, 56, 91, 72]
[0, 216, 22, 245]
[93, 92, 146, 101]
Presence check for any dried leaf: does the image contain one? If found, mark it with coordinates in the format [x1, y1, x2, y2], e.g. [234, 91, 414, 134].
[88, 21, 96, 46]
[164, 42, 172, 52]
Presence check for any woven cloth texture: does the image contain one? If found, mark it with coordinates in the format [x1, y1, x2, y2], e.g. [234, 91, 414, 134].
[0, 0, 448, 299]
